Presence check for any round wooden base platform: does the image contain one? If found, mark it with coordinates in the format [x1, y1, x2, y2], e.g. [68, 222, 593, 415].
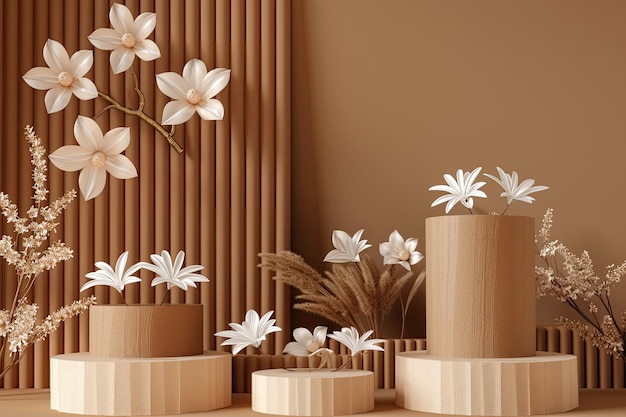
[50, 351, 231, 416]
[395, 351, 578, 416]
[252, 369, 374, 416]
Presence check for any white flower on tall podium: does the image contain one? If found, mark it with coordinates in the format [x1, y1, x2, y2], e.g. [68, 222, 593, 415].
[88, 2, 161, 74]
[484, 166, 549, 207]
[156, 59, 231, 125]
[429, 167, 487, 214]
[215, 309, 282, 355]
[138, 250, 209, 291]
[48, 116, 138, 201]
[22, 39, 97, 113]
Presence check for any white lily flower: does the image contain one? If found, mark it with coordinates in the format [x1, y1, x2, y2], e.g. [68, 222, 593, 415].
[379, 230, 424, 271]
[323, 229, 372, 263]
[485, 167, 549, 205]
[80, 251, 142, 293]
[327, 326, 384, 357]
[22, 39, 98, 113]
[283, 326, 329, 356]
[137, 250, 209, 291]
[48, 116, 137, 200]
[215, 309, 282, 355]
[156, 59, 231, 125]
[429, 167, 487, 213]
[88, 3, 161, 74]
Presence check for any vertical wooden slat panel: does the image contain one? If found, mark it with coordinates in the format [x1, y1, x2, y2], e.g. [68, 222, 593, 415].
[199, 0, 217, 350]
[230, 0, 246, 324]
[215, 0, 231, 342]
[260, 0, 277, 353]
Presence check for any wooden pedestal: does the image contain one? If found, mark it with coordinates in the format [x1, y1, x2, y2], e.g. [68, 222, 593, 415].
[89, 304, 204, 358]
[50, 351, 231, 416]
[395, 351, 579, 416]
[425, 215, 536, 358]
[252, 369, 374, 416]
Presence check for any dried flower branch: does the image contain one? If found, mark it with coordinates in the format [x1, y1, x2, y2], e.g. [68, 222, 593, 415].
[259, 229, 424, 339]
[0, 126, 90, 381]
[536, 208, 626, 361]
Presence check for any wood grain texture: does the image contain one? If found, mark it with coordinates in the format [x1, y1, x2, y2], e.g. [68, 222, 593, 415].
[50, 351, 231, 415]
[251, 369, 374, 416]
[426, 215, 536, 358]
[88, 305, 203, 358]
[395, 351, 579, 416]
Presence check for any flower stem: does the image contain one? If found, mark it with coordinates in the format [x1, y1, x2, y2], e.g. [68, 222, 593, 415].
[96, 90, 183, 154]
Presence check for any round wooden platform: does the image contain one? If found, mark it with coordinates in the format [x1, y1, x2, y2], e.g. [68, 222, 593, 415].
[50, 351, 231, 416]
[252, 368, 375, 416]
[395, 351, 579, 416]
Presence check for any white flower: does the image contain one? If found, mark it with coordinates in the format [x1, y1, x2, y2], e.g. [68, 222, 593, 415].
[48, 116, 137, 200]
[22, 39, 97, 113]
[327, 326, 384, 357]
[484, 167, 549, 205]
[156, 59, 231, 125]
[379, 230, 424, 271]
[429, 167, 487, 213]
[215, 309, 282, 355]
[137, 250, 209, 291]
[80, 251, 142, 293]
[283, 326, 329, 356]
[323, 229, 372, 263]
[88, 3, 161, 74]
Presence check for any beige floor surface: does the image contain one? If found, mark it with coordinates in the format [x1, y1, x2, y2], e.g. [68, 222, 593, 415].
[0, 389, 625, 417]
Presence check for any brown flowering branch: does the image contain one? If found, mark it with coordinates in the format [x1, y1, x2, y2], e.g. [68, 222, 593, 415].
[535, 208, 626, 361]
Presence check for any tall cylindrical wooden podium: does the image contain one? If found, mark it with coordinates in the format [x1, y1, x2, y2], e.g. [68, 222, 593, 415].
[396, 215, 579, 416]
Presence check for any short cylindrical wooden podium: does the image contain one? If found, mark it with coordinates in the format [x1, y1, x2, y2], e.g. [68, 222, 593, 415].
[396, 215, 578, 416]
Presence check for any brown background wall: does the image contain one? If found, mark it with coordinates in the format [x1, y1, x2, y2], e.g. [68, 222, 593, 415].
[291, 0, 626, 337]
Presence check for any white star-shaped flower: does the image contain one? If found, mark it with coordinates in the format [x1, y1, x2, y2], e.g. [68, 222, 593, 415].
[484, 167, 549, 205]
[156, 58, 231, 125]
[323, 229, 372, 263]
[429, 167, 487, 213]
[284, 326, 329, 356]
[48, 116, 138, 201]
[379, 230, 424, 271]
[137, 250, 209, 291]
[327, 326, 384, 357]
[88, 3, 161, 74]
[22, 39, 98, 113]
[215, 309, 282, 355]
[80, 251, 142, 294]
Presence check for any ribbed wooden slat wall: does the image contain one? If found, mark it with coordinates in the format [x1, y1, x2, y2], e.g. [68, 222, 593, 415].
[0, 0, 290, 388]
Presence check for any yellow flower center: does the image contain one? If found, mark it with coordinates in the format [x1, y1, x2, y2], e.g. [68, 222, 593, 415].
[121, 32, 137, 48]
[398, 249, 410, 261]
[57, 71, 74, 87]
[186, 88, 202, 105]
[306, 339, 320, 353]
[91, 151, 107, 167]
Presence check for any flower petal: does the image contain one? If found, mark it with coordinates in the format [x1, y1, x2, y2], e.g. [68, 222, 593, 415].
[196, 99, 225, 120]
[161, 100, 196, 125]
[201, 68, 231, 98]
[71, 78, 98, 100]
[134, 39, 161, 62]
[49, 145, 92, 172]
[70, 50, 94, 78]
[101, 127, 131, 155]
[293, 327, 313, 344]
[43, 39, 70, 73]
[110, 48, 136, 74]
[183, 59, 208, 89]
[156, 72, 189, 100]
[88, 28, 122, 50]
[109, 3, 134, 34]
[79, 164, 107, 200]
[134, 12, 157, 40]
[44, 86, 72, 113]
[105, 155, 138, 179]
[74, 116, 103, 152]
[22, 67, 59, 90]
